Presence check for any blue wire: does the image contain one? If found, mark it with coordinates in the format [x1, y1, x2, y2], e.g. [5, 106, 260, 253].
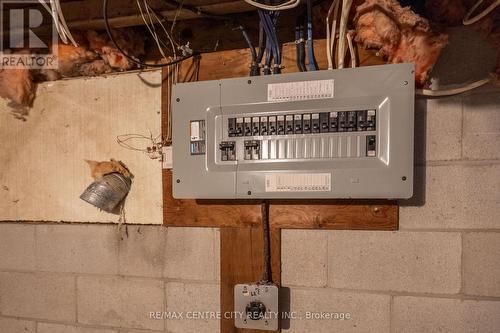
[258, 10, 277, 73]
[306, 0, 317, 71]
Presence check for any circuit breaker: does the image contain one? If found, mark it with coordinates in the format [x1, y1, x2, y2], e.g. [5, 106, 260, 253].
[172, 64, 414, 199]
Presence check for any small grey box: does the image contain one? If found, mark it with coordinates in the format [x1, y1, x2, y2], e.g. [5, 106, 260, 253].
[234, 283, 279, 331]
[172, 64, 414, 199]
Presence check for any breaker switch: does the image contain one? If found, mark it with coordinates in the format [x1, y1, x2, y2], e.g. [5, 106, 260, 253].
[320, 112, 329, 132]
[277, 116, 285, 135]
[268, 116, 277, 135]
[252, 117, 260, 136]
[235, 118, 244, 137]
[329, 112, 338, 132]
[366, 135, 376, 157]
[244, 117, 252, 136]
[366, 109, 376, 130]
[244, 140, 261, 160]
[312, 113, 320, 133]
[260, 116, 268, 135]
[219, 141, 236, 161]
[303, 114, 311, 134]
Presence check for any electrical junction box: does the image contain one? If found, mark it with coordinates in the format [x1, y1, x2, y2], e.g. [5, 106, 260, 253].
[172, 64, 414, 199]
[234, 283, 279, 331]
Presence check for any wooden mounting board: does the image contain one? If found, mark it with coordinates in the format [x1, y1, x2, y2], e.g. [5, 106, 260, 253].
[162, 40, 397, 332]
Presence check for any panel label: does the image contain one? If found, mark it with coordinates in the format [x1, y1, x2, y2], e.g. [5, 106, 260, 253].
[265, 173, 331, 192]
[267, 79, 334, 102]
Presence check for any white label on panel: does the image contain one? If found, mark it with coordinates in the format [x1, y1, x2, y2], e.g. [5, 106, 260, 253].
[190, 121, 200, 141]
[267, 79, 334, 102]
[265, 173, 331, 192]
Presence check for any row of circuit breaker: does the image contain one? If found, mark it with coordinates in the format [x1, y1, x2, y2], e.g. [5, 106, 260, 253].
[219, 136, 377, 161]
[228, 110, 376, 137]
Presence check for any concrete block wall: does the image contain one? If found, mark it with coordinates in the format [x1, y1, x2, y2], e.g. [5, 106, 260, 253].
[0, 90, 499, 332]
[0, 224, 220, 333]
[282, 91, 500, 332]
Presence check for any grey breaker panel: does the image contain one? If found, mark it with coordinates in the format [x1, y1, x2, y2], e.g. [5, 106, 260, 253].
[172, 64, 414, 199]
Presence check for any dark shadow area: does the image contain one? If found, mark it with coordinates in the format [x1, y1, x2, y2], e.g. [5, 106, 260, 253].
[279, 286, 291, 330]
[399, 96, 427, 207]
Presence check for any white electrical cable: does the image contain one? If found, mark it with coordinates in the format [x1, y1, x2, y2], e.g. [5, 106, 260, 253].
[243, 0, 302, 11]
[137, 0, 167, 59]
[326, 0, 340, 69]
[144, 1, 177, 57]
[463, 0, 500, 25]
[38, 0, 78, 46]
[346, 30, 356, 68]
[416, 78, 491, 96]
[337, 0, 352, 69]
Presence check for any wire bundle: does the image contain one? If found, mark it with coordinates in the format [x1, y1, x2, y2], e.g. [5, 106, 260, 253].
[325, 0, 356, 70]
[259, 9, 282, 75]
[244, 0, 302, 11]
[38, 0, 78, 46]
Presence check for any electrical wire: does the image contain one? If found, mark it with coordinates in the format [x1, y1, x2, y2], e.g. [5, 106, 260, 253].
[260, 201, 272, 283]
[417, 78, 491, 96]
[258, 10, 278, 74]
[38, 0, 78, 46]
[337, 0, 353, 69]
[306, 0, 318, 70]
[137, 0, 168, 59]
[104, 0, 195, 67]
[346, 30, 356, 68]
[295, 13, 307, 71]
[270, 11, 282, 74]
[236, 26, 259, 76]
[244, 0, 302, 11]
[326, 0, 340, 69]
[463, 0, 500, 25]
[256, 22, 266, 65]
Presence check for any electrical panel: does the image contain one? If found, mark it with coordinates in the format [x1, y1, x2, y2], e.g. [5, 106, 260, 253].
[172, 64, 414, 199]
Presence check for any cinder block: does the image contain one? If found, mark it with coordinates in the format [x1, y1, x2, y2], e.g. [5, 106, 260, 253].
[0, 317, 36, 333]
[37, 322, 117, 333]
[0, 272, 76, 321]
[400, 164, 500, 229]
[463, 91, 500, 160]
[282, 230, 328, 287]
[415, 96, 462, 163]
[165, 282, 220, 333]
[287, 288, 390, 333]
[393, 296, 500, 333]
[36, 224, 119, 274]
[118, 225, 166, 278]
[463, 232, 500, 297]
[77, 276, 164, 331]
[327, 231, 461, 293]
[0, 223, 36, 270]
[164, 228, 216, 281]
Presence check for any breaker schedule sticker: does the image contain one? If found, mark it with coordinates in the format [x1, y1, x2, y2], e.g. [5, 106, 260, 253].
[265, 173, 331, 192]
[267, 79, 334, 102]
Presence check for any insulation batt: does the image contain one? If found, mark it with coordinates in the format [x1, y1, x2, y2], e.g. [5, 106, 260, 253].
[0, 69, 35, 107]
[354, 0, 448, 86]
[0, 29, 145, 108]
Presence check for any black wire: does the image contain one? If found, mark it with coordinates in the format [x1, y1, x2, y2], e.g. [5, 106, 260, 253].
[104, 0, 194, 68]
[261, 200, 272, 283]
